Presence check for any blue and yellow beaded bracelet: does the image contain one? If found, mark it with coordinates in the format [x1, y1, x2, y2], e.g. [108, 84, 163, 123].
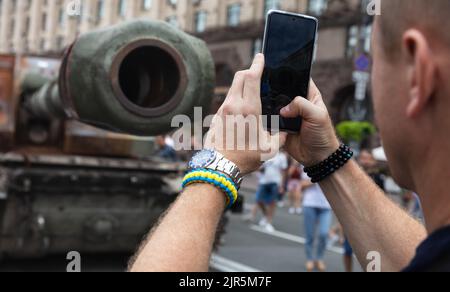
[182, 169, 238, 209]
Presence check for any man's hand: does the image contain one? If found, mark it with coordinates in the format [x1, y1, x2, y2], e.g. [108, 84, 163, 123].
[205, 54, 286, 175]
[281, 81, 340, 167]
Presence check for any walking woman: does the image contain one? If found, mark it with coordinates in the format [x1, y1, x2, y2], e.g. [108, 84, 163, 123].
[301, 170, 332, 272]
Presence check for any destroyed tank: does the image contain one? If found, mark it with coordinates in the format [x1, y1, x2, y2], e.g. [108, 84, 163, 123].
[0, 20, 216, 259]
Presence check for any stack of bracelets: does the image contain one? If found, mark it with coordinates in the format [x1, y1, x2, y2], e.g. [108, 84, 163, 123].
[304, 144, 354, 183]
[181, 145, 353, 209]
[182, 169, 238, 209]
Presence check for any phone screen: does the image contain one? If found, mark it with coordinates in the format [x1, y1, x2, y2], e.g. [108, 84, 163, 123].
[261, 11, 317, 132]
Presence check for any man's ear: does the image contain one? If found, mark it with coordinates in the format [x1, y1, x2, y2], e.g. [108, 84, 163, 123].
[403, 29, 437, 118]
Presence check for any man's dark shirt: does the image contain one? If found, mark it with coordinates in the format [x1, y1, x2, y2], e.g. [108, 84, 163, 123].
[403, 226, 450, 272]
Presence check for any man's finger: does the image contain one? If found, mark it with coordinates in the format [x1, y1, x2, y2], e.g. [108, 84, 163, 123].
[309, 79, 320, 97]
[280, 96, 321, 121]
[271, 132, 288, 149]
[250, 53, 265, 77]
[227, 70, 247, 100]
[308, 79, 326, 106]
[243, 54, 265, 102]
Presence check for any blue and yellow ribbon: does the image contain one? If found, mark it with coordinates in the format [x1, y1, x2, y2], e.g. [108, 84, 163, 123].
[182, 169, 238, 209]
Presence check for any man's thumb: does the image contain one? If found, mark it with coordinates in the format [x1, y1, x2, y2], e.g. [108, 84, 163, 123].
[280, 97, 318, 120]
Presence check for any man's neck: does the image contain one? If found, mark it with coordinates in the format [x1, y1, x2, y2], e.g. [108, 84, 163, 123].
[414, 145, 450, 234]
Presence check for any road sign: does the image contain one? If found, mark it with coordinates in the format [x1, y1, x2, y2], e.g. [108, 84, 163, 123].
[355, 54, 370, 72]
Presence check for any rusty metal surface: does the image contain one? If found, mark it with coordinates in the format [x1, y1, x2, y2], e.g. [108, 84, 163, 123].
[0, 155, 183, 258]
[63, 121, 157, 158]
[0, 55, 15, 152]
[0, 150, 185, 258]
[0, 153, 185, 173]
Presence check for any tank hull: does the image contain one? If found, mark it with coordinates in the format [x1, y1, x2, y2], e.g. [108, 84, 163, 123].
[0, 153, 184, 258]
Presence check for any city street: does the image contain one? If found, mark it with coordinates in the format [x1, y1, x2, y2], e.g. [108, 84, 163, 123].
[211, 174, 362, 273]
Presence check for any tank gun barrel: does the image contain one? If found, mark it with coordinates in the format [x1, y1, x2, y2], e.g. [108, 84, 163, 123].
[22, 20, 215, 136]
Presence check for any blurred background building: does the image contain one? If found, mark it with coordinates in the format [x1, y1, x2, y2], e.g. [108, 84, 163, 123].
[0, 0, 374, 124]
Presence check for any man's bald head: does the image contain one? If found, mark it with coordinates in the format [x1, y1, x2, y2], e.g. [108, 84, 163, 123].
[371, 0, 450, 191]
[379, 0, 450, 58]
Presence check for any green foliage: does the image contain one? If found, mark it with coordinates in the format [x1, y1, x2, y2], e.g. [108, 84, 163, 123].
[336, 121, 376, 143]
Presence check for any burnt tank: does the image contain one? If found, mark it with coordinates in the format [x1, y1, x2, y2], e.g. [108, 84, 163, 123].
[0, 20, 215, 259]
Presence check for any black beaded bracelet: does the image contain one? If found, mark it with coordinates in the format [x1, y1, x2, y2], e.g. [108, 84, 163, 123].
[304, 144, 354, 183]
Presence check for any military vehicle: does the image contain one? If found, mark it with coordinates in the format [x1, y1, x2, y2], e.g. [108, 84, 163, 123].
[0, 20, 217, 259]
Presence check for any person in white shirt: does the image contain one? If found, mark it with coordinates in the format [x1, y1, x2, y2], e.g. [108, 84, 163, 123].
[249, 151, 288, 232]
[301, 170, 332, 272]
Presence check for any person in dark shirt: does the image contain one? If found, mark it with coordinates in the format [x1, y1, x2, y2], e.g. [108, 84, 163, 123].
[155, 136, 178, 162]
[130, 0, 450, 272]
[359, 150, 385, 190]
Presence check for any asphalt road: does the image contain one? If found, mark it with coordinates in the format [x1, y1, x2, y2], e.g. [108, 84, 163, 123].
[212, 174, 362, 272]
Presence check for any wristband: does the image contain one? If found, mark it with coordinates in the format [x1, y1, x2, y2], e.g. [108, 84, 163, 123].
[304, 144, 354, 183]
[182, 169, 238, 209]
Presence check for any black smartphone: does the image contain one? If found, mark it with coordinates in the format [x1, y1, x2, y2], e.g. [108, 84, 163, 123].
[261, 10, 318, 133]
